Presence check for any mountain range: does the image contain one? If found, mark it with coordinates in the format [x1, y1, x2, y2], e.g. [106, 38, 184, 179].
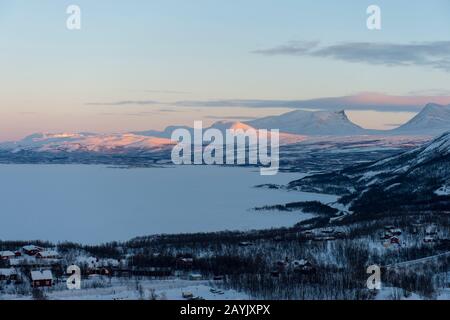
[1, 103, 449, 154]
[246, 103, 450, 136]
[288, 130, 450, 216]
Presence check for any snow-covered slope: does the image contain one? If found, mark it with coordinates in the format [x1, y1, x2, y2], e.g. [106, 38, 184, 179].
[289, 131, 450, 214]
[0, 133, 174, 153]
[393, 103, 450, 135]
[136, 121, 308, 145]
[247, 110, 368, 136]
[210, 121, 308, 145]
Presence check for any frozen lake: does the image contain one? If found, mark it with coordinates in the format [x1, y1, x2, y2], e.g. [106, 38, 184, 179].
[0, 165, 337, 244]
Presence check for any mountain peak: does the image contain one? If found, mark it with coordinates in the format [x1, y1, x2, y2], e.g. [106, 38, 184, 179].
[394, 103, 450, 134]
[211, 121, 255, 132]
[247, 109, 365, 136]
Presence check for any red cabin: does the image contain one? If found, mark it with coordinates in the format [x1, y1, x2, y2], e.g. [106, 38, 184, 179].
[30, 270, 53, 288]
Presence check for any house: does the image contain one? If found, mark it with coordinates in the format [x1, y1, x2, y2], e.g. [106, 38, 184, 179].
[35, 250, 59, 259]
[301, 231, 314, 238]
[380, 232, 393, 240]
[270, 270, 280, 277]
[189, 273, 202, 281]
[335, 231, 347, 238]
[0, 268, 18, 281]
[313, 236, 336, 242]
[424, 236, 436, 243]
[321, 228, 335, 234]
[0, 251, 15, 260]
[88, 268, 111, 276]
[30, 270, 53, 288]
[275, 259, 289, 271]
[238, 241, 253, 247]
[291, 259, 315, 274]
[22, 245, 43, 256]
[426, 225, 438, 236]
[182, 291, 194, 299]
[390, 236, 401, 245]
[177, 257, 194, 268]
[384, 226, 402, 236]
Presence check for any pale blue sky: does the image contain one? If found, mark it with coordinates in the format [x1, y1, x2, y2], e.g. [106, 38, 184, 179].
[1, 0, 450, 139]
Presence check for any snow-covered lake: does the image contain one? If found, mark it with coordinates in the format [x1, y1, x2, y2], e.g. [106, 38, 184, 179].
[0, 165, 337, 244]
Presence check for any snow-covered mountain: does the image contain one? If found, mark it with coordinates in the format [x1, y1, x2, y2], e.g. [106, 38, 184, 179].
[289, 130, 450, 215]
[135, 121, 308, 146]
[209, 121, 307, 145]
[393, 103, 450, 135]
[247, 110, 368, 136]
[0, 132, 174, 154]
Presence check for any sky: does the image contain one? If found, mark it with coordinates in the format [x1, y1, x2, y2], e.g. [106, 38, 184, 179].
[1, 0, 450, 140]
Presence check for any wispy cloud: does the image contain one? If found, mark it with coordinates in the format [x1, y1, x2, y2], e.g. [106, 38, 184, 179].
[86, 100, 160, 106]
[144, 90, 191, 95]
[170, 93, 450, 112]
[253, 41, 450, 72]
[86, 92, 450, 112]
[205, 115, 258, 120]
[408, 89, 450, 96]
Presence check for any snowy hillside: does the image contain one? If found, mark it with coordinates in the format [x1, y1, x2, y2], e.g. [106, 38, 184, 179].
[393, 103, 450, 135]
[247, 110, 368, 136]
[0, 133, 174, 154]
[289, 131, 450, 215]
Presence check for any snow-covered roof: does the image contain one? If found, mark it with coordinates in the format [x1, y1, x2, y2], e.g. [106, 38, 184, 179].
[31, 270, 53, 281]
[8, 259, 21, 266]
[76, 256, 120, 268]
[0, 251, 15, 257]
[292, 259, 309, 266]
[37, 250, 59, 258]
[0, 268, 17, 276]
[23, 245, 42, 251]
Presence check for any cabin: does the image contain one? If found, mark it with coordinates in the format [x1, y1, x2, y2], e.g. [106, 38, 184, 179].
[189, 273, 202, 281]
[177, 257, 194, 268]
[270, 270, 280, 278]
[0, 268, 18, 281]
[275, 260, 289, 271]
[321, 228, 335, 234]
[30, 270, 53, 288]
[88, 267, 112, 276]
[380, 232, 392, 240]
[273, 236, 284, 242]
[301, 231, 314, 238]
[36, 250, 59, 259]
[334, 231, 347, 238]
[22, 245, 43, 256]
[390, 236, 401, 245]
[426, 226, 438, 236]
[313, 236, 336, 242]
[238, 241, 253, 247]
[291, 259, 315, 274]
[424, 236, 436, 243]
[0, 251, 15, 260]
[182, 291, 194, 299]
